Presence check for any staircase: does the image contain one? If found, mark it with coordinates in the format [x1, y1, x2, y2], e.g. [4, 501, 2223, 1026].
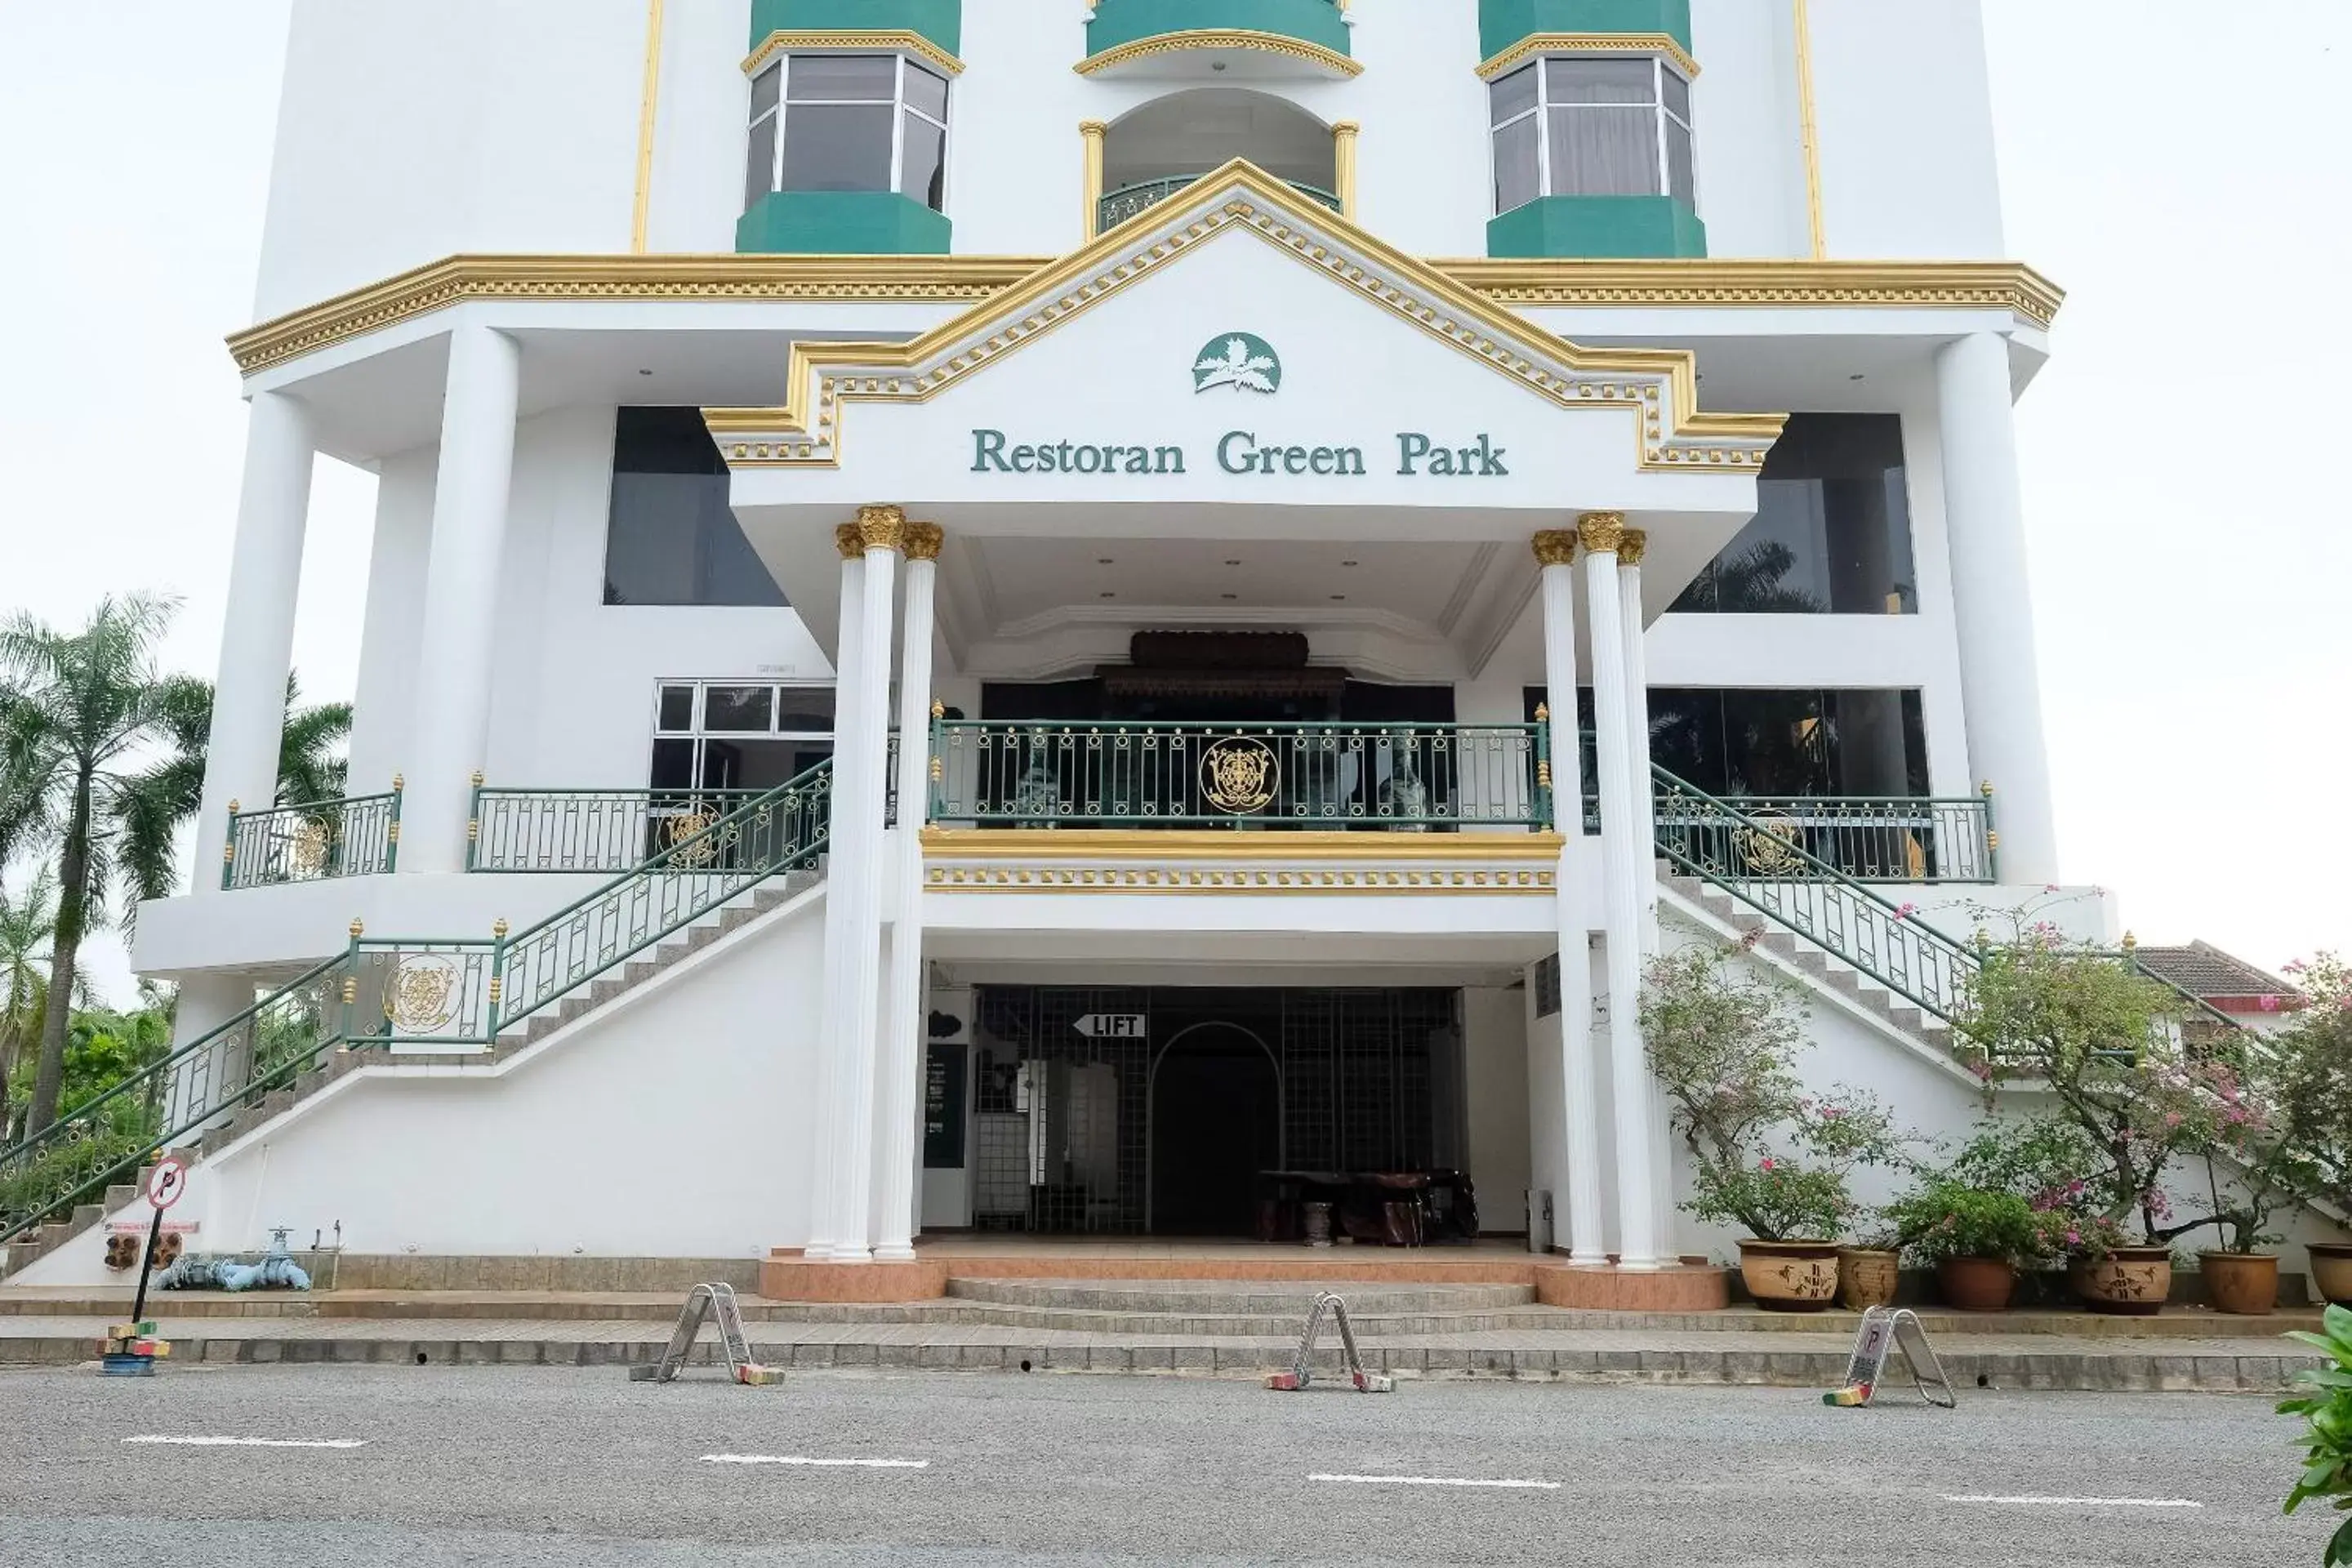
[1648, 764, 2244, 1054]
[0, 759, 835, 1276]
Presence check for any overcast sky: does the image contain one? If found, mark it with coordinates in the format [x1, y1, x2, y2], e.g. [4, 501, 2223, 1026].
[0, 2, 2344, 1004]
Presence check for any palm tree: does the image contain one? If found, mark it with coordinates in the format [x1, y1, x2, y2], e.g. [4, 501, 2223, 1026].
[0, 868, 58, 1138]
[0, 595, 197, 1135]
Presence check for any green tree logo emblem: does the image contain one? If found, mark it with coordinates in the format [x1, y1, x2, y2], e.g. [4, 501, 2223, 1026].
[1192, 333, 1281, 394]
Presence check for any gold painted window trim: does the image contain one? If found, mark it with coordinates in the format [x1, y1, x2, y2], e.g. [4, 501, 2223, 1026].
[1477, 32, 1700, 82]
[698, 162, 1783, 476]
[743, 29, 964, 78]
[1076, 29, 1362, 79]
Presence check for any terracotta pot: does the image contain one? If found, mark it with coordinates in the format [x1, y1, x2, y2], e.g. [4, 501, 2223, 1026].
[1738, 1239, 1841, 1312]
[1936, 1255, 2016, 1312]
[2308, 1242, 2352, 1307]
[2071, 1246, 2172, 1316]
[2198, 1251, 2278, 1316]
[1837, 1248, 1901, 1312]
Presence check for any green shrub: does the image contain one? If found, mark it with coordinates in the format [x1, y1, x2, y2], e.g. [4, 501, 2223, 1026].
[1884, 1180, 2060, 1267]
[0, 1127, 151, 1235]
[2283, 1303, 2352, 1564]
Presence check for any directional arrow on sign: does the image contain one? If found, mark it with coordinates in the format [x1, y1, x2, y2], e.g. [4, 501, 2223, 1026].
[1072, 1013, 1147, 1039]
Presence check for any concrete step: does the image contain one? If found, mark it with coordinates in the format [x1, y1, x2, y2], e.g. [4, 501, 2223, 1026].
[943, 1277, 1535, 1316]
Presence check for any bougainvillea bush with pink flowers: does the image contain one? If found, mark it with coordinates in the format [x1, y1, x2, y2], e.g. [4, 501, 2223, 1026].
[1641, 942, 1909, 1243]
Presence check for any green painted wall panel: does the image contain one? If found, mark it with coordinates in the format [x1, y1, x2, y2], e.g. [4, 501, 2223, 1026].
[736, 191, 953, 256]
[749, 0, 961, 56]
[1085, 0, 1352, 60]
[1486, 196, 1706, 259]
[1477, 0, 1693, 59]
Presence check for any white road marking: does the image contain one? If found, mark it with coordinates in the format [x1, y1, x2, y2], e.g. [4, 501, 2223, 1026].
[700, 1454, 929, 1469]
[1309, 1472, 1560, 1491]
[123, 1436, 368, 1450]
[1944, 1494, 2203, 1510]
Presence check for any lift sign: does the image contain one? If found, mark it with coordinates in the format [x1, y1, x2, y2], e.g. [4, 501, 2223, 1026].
[1073, 1013, 1147, 1039]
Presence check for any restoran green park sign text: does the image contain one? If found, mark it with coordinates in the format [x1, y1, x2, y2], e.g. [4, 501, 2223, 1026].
[970, 429, 1511, 479]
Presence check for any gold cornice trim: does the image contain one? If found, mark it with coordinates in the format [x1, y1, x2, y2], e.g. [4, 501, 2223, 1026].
[1438, 258, 2065, 329]
[1792, 0, 1826, 259]
[226, 253, 2062, 376]
[226, 254, 1045, 374]
[1076, 29, 1363, 79]
[743, 29, 964, 78]
[701, 162, 1786, 474]
[630, 0, 666, 255]
[921, 828, 1565, 862]
[1477, 33, 1700, 82]
[926, 870, 1554, 896]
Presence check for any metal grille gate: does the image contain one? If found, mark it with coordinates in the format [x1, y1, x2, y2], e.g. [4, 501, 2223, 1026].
[969, 987, 1461, 1235]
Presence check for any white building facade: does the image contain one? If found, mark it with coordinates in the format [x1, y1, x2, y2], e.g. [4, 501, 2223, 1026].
[14, 0, 2139, 1286]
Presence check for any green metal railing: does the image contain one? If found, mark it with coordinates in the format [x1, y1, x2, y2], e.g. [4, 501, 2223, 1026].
[1652, 791, 1996, 884]
[1650, 766, 1978, 1022]
[222, 785, 402, 889]
[930, 720, 1548, 831]
[1, 759, 835, 1246]
[1099, 174, 1343, 232]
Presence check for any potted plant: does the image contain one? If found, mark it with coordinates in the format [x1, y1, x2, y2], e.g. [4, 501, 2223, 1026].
[2262, 956, 2352, 1308]
[1884, 1178, 2056, 1312]
[1957, 915, 2240, 1316]
[1837, 1221, 1902, 1312]
[1642, 943, 1906, 1312]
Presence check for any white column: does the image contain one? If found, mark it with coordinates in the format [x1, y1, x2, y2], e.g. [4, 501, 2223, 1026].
[400, 323, 522, 872]
[829, 506, 903, 1263]
[1936, 331, 2059, 884]
[1581, 513, 1664, 1269]
[163, 973, 257, 1132]
[1615, 531, 1660, 956]
[873, 522, 942, 1260]
[1618, 529, 1677, 1256]
[806, 530, 866, 1261]
[1532, 531, 1606, 1267]
[196, 391, 315, 884]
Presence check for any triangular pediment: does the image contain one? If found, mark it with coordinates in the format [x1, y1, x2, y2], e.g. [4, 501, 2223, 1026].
[705, 161, 1780, 477]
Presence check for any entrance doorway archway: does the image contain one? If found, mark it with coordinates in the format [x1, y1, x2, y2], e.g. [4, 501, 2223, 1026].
[1147, 1021, 1282, 1235]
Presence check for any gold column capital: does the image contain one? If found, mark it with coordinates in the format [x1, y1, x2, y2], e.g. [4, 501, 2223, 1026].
[1576, 512, 1627, 555]
[1530, 530, 1578, 568]
[1617, 528, 1647, 568]
[1079, 119, 1108, 140]
[835, 523, 866, 560]
[903, 521, 945, 562]
[856, 504, 908, 552]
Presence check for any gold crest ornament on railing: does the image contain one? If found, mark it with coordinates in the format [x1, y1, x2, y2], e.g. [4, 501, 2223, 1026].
[385, 954, 463, 1035]
[662, 802, 722, 866]
[1737, 810, 1808, 875]
[287, 814, 332, 878]
[1200, 736, 1279, 814]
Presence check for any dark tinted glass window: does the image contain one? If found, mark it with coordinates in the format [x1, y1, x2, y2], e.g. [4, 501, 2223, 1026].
[901, 112, 946, 209]
[781, 103, 893, 191]
[1643, 688, 1928, 798]
[1673, 414, 1918, 614]
[603, 408, 788, 608]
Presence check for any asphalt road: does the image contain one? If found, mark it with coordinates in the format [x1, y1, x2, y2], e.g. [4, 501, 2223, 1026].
[0, 1365, 2321, 1566]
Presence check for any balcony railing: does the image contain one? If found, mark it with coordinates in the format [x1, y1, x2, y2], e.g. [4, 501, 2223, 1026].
[1652, 791, 1997, 884]
[222, 789, 401, 889]
[1099, 174, 1342, 233]
[929, 721, 1550, 831]
[470, 740, 893, 873]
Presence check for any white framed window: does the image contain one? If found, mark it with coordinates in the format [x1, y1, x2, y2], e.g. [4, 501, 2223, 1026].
[1489, 56, 1695, 214]
[651, 679, 837, 794]
[744, 53, 950, 214]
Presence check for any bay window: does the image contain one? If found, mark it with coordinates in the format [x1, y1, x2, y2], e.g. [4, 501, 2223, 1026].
[744, 53, 950, 214]
[1489, 56, 1695, 213]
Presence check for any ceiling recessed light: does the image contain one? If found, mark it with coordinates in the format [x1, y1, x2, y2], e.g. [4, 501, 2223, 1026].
[1097, 557, 1115, 565]
[1849, 373, 1865, 381]
[1220, 593, 1237, 600]
[1330, 594, 1347, 601]
[1224, 559, 1242, 567]
[1341, 560, 1359, 568]
[1099, 591, 1116, 599]
[638, 368, 653, 376]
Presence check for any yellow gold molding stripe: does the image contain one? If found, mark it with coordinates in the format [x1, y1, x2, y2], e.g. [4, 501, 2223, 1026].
[1438, 257, 2064, 328]
[920, 828, 1565, 862]
[226, 254, 1044, 374]
[743, 29, 964, 78]
[1792, 0, 1827, 260]
[631, 0, 666, 255]
[1076, 29, 1362, 79]
[1476, 33, 1700, 82]
[225, 249, 2062, 376]
[927, 878, 1552, 897]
